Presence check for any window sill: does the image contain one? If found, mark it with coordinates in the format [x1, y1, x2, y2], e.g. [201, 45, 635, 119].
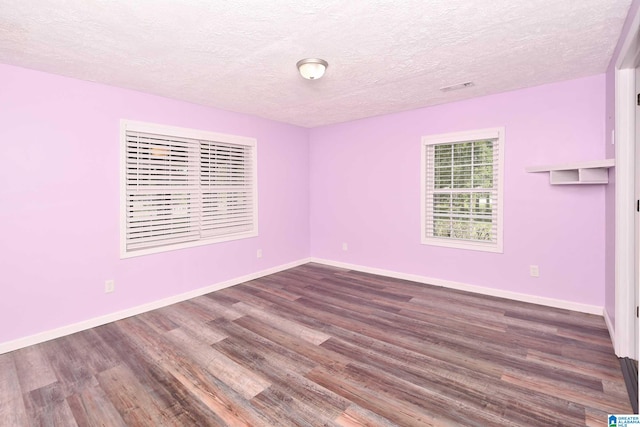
[421, 237, 503, 253]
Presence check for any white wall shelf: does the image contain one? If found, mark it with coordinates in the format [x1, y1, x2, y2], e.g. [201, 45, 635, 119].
[525, 159, 615, 185]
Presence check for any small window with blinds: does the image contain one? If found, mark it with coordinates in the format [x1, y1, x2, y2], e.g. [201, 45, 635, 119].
[120, 120, 257, 258]
[421, 127, 504, 253]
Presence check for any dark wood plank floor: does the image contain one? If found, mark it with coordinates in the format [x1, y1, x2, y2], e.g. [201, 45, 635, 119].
[0, 263, 632, 426]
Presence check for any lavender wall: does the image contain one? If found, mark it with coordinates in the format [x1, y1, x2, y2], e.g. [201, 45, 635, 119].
[0, 64, 310, 344]
[0, 61, 612, 348]
[309, 75, 606, 306]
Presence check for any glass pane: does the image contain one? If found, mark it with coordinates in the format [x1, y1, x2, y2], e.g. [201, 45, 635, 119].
[434, 217, 451, 237]
[452, 165, 472, 188]
[472, 218, 492, 241]
[201, 143, 250, 188]
[473, 140, 494, 164]
[453, 142, 472, 166]
[434, 166, 452, 189]
[427, 136, 498, 244]
[433, 193, 450, 213]
[452, 193, 471, 214]
[434, 144, 452, 167]
[451, 218, 471, 239]
[472, 193, 492, 218]
[129, 140, 193, 186]
[473, 164, 493, 188]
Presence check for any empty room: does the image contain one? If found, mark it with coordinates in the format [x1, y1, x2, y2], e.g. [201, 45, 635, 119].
[1, 0, 639, 425]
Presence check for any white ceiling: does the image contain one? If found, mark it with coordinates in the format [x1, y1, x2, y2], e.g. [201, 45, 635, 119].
[0, 0, 632, 128]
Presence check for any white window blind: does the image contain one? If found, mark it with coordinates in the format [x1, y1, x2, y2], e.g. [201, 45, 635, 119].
[421, 128, 504, 253]
[200, 141, 255, 238]
[121, 121, 257, 258]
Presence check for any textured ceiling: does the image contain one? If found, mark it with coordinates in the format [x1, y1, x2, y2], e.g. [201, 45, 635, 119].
[0, 0, 632, 128]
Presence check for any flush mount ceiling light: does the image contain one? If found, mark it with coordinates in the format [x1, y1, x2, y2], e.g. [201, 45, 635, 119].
[296, 58, 328, 80]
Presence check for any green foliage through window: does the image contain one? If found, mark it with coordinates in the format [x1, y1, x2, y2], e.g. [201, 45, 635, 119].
[430, 139, 495, 242]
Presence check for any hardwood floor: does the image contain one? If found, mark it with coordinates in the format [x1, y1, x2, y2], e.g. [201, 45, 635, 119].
[0, 263, 632, 426]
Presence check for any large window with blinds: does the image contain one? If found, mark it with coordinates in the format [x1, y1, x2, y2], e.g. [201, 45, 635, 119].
[421, 127, 504, 253]
[120, 120, 257, 258]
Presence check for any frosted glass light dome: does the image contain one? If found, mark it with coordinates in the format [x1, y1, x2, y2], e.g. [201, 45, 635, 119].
[296, 58, 328, 80]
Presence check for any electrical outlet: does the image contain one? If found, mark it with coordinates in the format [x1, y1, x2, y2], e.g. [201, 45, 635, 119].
[257, 249, 263, 258]
[342, 242, 348, 251]
[529, 265, 539, 278]
[105, 279, 115, 293]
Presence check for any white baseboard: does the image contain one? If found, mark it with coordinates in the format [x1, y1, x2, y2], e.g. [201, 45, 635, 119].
[2, 256, 605, 355]
[0, 258, 312, 355]
[309, 258, 604, 316]
[603, 306, 616, 351]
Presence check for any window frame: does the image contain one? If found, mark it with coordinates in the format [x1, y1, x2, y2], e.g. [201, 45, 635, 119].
[120, 120, 258, 258]
[420, 127, 504, 253]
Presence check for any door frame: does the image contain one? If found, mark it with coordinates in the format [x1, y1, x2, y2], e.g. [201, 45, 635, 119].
[615, 6, 640, 359]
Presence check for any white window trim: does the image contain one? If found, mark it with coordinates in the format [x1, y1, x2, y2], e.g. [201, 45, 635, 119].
[120, 120, 258, 258]
[420, 127, 504, 253]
